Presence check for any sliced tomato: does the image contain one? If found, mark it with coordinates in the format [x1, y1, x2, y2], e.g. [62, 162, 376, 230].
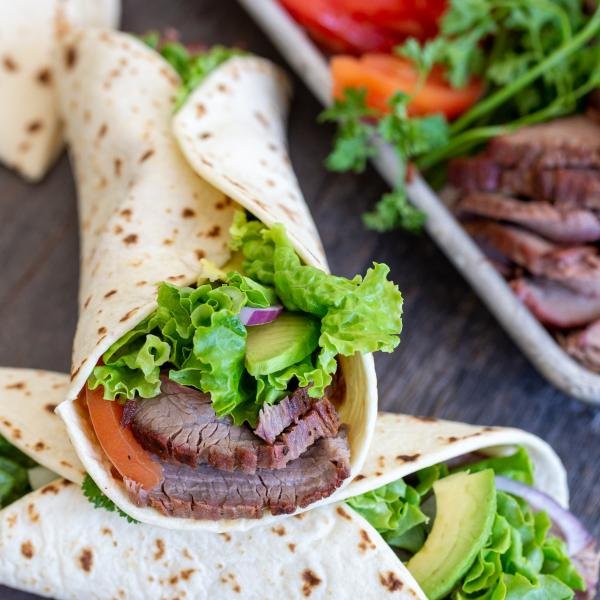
[86, 386, 162, 490]
[280, 0, 402, 54]
[331, 53, 483, 120]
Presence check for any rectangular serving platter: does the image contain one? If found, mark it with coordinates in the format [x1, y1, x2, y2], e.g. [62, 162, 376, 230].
[239, 0, 600, 404]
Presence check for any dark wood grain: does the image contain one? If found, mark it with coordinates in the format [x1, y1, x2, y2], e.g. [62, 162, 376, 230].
[0, 1, 598, 598]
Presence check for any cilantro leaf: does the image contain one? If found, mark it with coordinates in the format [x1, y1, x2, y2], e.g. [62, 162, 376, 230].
[363, 189, 425, 233]
[82, 474, 139, 524]
[319, 88, 377, 173]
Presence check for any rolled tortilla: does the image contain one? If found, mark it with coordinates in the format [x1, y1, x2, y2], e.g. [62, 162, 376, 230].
[0, 368, 423, 600]
[54, 29, 377, 530]
[0, 369, 576, 599]
[0, 0, 120, 180]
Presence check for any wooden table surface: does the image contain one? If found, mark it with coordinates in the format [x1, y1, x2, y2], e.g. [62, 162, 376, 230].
[1, 1, 598, 598]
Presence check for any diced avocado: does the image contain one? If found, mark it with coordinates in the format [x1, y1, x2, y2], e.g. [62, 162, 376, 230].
[245, 313, 320, 376]
[407, 469, 496, 600]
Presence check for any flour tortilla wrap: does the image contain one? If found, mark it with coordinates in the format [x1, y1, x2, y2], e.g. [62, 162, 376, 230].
[0, 0, 120, 180]
[0, 369, 422, 600]
[54, 29, 377, 531]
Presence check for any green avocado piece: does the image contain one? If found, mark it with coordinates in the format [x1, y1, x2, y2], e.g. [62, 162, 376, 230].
[245, 313, 320, 376]
[407, 469, 496, 600]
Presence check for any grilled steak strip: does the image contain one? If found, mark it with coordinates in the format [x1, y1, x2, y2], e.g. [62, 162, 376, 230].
[457, 193, 600, 244]
[511, 278, 600, 328]
[131, 379, 340, 474]
[126, 430, 351, 520]
[465, 221, 600, 297]
[562, 319, 600, 372]
[254, 387, 313, 444]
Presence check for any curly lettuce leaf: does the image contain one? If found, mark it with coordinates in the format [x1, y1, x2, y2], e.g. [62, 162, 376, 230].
[141, 34, 243, 110]
[346, 449, 585, 599]
[0, 434, 36, 508]
[232, 212, 403, 396]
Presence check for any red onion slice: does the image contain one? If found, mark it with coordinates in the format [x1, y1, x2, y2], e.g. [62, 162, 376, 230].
[495, 476, 599, 597]
[239, 305, 283, 326]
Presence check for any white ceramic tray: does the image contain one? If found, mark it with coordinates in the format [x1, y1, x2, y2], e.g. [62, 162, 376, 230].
[239, 0, 600, 404]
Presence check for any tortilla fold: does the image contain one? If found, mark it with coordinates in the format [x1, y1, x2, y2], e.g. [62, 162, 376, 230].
[54, 29, 377, 531]
[0, 368, 422, 600]
[0, 0, 120, 180]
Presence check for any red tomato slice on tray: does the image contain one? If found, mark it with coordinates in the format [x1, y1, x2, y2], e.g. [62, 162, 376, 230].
[331, 53, 483, 120]
[86, 385, 162, 490]
[279, 0, 445, 54]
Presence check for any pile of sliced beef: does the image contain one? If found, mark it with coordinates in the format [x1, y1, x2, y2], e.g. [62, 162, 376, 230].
[449, 113, 600, 372]
[122, 377, 350, 519]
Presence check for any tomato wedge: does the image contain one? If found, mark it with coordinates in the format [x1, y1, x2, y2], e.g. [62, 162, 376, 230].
[331, 54, 483, 120]
[86, 386, 162, 490]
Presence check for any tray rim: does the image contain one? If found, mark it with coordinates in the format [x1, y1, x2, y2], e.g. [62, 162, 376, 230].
[239, 0, 600, 404]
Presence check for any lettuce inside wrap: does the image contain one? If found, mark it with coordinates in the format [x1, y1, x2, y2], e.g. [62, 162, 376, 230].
[89, 212, 403, 426]
[347, 448, 588, 599]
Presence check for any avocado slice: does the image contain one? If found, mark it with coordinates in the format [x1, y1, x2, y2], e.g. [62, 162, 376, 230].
[407, 469, 496, 600]
[245, 313, 320, 376]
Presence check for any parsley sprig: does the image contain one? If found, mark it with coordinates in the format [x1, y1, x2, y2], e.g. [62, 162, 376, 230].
[321, 0, 600, 233]
[82, 474, 139, 524]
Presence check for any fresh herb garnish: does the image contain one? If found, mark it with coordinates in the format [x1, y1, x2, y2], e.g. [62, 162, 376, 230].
[320, 90, 448, 232]
[321, 1, 600, 232]
[82, 474, 139, 524]
[141, 32, 243, 110]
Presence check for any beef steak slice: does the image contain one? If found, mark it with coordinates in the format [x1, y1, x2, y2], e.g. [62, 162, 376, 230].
[126, 428, 351, 520]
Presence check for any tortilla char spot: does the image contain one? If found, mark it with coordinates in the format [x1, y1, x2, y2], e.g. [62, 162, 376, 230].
[206, 225, 220, 238]
[41, 484, 58, 495]
[13, 428, 22, 439]
[60, 460, 72, 468]
[114, 225, 123, 235]
[167, 274, 185, 282]
[6, 381, 25, 390]
[35, 67, 52, 85]
[378, 456, 386, 468]
[97, 123, 108, 139]
[61, 480, 73, 487]
[7, 514, 17, 527]
[483, 426, 495, 432]
[101, 527, 112, 536]
[195, 249, 205, 260]
[196, 103, 206, 117]
[379, 571, 404, 592]
[182, 208, 195, 218]
[17, 141, 31, 154]
[139, 149, 155, 162]
[200, 157, 213, 168]
[83, 295, 92, 309]
[43, 403, 57, 416]
[219, 533, 231, 542]
[163, 238, 173, 246]
[396, 454, 420, 462]
[182, 549, 192, 560]
[27, 503, 40, 523]
[294, 513, 305, 520]
[3, 55, 18, 72]
[301, 569, 322, 597]
[199, 132, 212, 140]
[97, 326, 107, 335]
[114, 158, 122, 176]
[79, 548, 93, 572]
[21, 541, 34, 558]
[354, 474, 366, 481]
[123, 233, 138, 245]
[120, 308, 139, 322]
[336, 506, 352, 520]
[104, 289, 117, 299]
[254, 111, 269, 128]
[33, 441, 45, 451]
[154, 539, 165, 560]
[414, 415, 437, 422]
[358, 529, 376, 553]
[217, 83, 229, 93]
[447, 436, 459, 443]
[136, 280, 147, 287]
[120, 208, 132, 220]
[26, 120, 43, 134]
[271, 526, 286, 536]
[64, 45, 78, 69]
[169, 575, 179, 585]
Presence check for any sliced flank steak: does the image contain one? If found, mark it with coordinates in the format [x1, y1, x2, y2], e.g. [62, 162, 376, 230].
[126, 431, 351, 519]
[131, 378, 341, 474]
